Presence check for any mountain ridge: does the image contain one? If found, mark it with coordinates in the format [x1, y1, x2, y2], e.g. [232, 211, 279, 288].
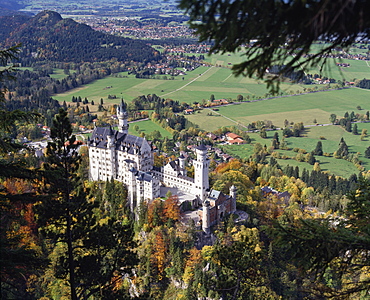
[0, 10, 160, 64]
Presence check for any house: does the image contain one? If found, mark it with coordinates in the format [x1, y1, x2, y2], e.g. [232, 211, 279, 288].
[225, 132, 246, 145]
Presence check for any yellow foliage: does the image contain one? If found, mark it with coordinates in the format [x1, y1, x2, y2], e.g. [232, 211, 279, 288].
[201, 245, 214, 261]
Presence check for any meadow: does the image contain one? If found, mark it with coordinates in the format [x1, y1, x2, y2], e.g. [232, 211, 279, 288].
[128, 120, 172, 138]
[222, 122, 370, 178]
[51, 48, 370, 177]
[186, 88, 370, 130]
[53, 44, 369, 110]
[53, 66, 308, 106]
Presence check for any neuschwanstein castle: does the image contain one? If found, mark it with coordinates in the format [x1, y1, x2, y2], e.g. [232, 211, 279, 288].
[88, 101, 236, 232]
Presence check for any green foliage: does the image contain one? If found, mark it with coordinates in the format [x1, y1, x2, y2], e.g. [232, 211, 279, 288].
[36, 109, 136, 299]
[179, 0, 369, 92]
[0, 46, 45, 299]
[268, 179, 370, 298]
[1, 11, 159, 64]
[313, 141, 323, 156]
[365, 146, 370, 159]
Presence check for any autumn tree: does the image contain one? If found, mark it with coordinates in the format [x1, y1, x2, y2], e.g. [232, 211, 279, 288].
[0, 45, 43, 299]
[36, 109, 136, 299]
[268, 179, 370, 298]
[164, 195, 180, 224]
[191, 226, 278, 299]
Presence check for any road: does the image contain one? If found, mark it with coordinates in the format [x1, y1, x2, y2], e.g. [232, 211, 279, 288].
[159, 66, 215, 98]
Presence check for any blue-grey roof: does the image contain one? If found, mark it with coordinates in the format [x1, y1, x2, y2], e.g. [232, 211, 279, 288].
[169, 160, 181, 172]
[208, 189, 221, 200]
[129, 168, 154, 182]
[197, 144, 207, 151]
[89, 127, 149, 154]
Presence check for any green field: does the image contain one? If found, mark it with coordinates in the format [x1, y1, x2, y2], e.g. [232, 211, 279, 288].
[128, 119, 172, 138]
[186, 88, 370, 130]
[203, 46, 370, 82]
[53, 66, 308, 105]
[222, 122, 370, 178]
[49, 68, 76, 80]
[186, 87, 370, 177]
[51, 50, 370, 177]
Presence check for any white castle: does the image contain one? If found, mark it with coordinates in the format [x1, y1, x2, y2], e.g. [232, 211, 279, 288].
[88, 101, 236, 232]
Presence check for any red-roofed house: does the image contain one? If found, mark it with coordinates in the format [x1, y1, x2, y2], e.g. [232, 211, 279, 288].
[225, 132, 246, 145]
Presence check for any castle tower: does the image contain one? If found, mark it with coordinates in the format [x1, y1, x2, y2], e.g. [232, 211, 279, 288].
[230, 185, 237, 213]
[106, 126, 116, 179]
[193, 144, 209, 205]
[106, 125, 115, 148]
[178, 154, 187, 176]
[117, 100, 129, 134]
[202, 200, 211, 234]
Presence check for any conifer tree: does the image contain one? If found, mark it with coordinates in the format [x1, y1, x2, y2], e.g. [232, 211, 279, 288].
[352, 123, 358, 135]
[313, 141, 323, 156]
[269, 179, 370, 298]
[345, 119, 352, 132]
[336, 138, 349, 158]
[0, 45, 44, 298]
[308, 152, 316, 165]
[365, 146, 370, 159]
[36, 109, 136, 299]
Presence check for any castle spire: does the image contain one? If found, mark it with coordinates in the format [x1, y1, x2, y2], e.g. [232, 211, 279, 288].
[117, 99, 129, 134]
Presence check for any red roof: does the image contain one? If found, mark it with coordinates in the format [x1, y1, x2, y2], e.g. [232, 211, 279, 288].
[226, 132, 241, 139]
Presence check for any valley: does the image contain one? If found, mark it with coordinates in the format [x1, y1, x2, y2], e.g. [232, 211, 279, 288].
[1, 1, 370, 299]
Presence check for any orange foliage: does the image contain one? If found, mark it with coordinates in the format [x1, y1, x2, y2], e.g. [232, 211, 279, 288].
[151, 230, 167, 280]
[186, 247, 202, 269]
[183, 247, 202, 283]
[257, 196, 285, 224]
[111, 271, 123, 291]
[147, 196, 181, 228]
[164, 195, 180, 221]
[3, 178, 34, 194]
[147, 199, 165, 228]
[153, 153, 169, 167]
[214, 158, 243, 174]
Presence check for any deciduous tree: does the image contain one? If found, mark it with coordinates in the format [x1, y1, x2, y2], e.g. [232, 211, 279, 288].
[268, 179, 370, 298]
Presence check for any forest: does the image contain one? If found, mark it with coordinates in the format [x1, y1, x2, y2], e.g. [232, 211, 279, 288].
[2, 107, 370, 299]
[1, 44, 370, 299]
[0, 11, 161, 65]
[1, 1, 370, 297]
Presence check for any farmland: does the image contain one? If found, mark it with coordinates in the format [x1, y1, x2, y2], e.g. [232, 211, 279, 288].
[128, 119, 172, 138]
[186, 88, 370, 130]
[53, 65, 307, 105]
[221, 122, 370, 178]
[52, 48, 370, 177]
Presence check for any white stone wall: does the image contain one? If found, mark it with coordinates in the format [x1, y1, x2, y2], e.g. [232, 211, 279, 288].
[193, 149, 209, 202]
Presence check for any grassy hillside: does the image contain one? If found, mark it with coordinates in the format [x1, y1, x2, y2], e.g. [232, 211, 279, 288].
[53, 66, 308, 105]
[186, 88, 370, 129]
[222, 122, 370, 178]
[128, 119, 172, 138]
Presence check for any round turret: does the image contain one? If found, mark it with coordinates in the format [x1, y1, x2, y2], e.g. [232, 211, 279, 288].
[117, 100, 129, 134]
[229, 185, 237, 213]
[202, 200, 211, 235]
[179, 153, 186, 176]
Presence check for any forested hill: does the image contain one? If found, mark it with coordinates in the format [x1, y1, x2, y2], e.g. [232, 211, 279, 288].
[0, 10, 161, 64]
[0, 0, 25, 16]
